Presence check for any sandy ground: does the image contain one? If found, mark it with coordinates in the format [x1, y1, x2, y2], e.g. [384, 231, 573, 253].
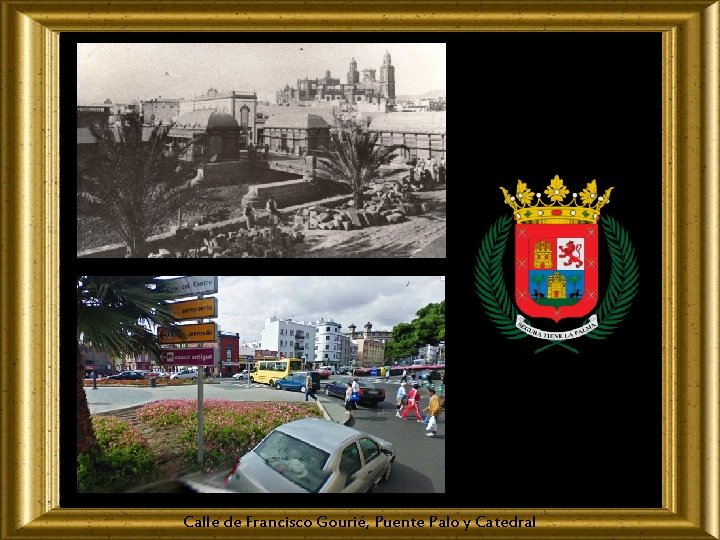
[290, 188, 446, 258]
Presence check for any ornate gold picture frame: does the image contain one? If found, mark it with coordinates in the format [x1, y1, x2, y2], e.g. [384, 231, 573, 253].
[1, 1, 718, 538]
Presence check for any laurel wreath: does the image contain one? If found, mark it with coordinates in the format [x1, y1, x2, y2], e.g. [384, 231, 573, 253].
[474, 214, 639, 342]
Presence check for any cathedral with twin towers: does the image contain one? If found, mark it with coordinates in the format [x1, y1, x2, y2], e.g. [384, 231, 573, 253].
[275, 51, 396, 106]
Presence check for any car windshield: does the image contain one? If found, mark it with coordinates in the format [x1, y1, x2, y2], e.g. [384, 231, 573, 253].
[254, 430, 331, 493]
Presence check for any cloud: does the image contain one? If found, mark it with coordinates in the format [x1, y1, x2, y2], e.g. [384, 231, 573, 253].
[213, 276, 444, 342]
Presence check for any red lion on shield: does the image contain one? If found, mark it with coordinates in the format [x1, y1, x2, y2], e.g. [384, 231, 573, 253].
[558, 240, 583, 268]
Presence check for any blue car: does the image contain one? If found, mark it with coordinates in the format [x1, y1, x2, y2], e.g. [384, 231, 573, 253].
[275, 371, 320, 393]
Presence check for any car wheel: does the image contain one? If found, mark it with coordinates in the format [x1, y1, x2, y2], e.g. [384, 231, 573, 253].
[381, 460, 393, 483]
[275, 383, 282, 390]
[325, 388, 330, 396]
[250, 377, 254, 383]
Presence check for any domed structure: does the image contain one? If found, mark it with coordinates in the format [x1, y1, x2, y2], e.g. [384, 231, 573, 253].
[168, 109, 241, 161]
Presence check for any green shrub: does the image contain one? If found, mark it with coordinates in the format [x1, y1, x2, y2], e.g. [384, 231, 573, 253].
[77, 416, 156, 493]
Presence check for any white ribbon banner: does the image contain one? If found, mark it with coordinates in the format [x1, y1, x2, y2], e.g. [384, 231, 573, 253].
[516, 314, 598, 340]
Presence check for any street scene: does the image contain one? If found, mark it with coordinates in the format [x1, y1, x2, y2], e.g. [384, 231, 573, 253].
[76, 43, 446, 258]
[77, 276, 445, 493]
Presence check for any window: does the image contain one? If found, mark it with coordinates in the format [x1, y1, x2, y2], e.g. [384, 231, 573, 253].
[339, 443, 362, 486]
[325, 336, 330, 341]
[290, 330, 295, 336]
[324, 354, 328, 359]
[325, 345, 329, 350]
[360, 438, 380, 465]
[326, 327, 330, 332]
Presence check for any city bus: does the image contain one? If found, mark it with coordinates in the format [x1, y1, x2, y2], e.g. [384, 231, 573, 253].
[250, 357, 304, 386]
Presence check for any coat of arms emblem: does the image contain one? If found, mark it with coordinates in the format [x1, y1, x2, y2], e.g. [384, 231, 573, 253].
[476, 175, 639, 354]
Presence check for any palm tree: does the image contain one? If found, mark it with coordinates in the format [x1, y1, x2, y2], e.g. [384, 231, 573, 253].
[78, 114, 196, 257]
[315, 120, 407, 210]
[76, 276, 181, 454]
[569, 273, 581, 294]
[532, 272, 544, 296]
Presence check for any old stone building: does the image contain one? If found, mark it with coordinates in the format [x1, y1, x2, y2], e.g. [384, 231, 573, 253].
[257, 113, 330, 156]
[179, 88, 257, 148]
[167, 110, 241, 162]
[276, 51, 395, 107]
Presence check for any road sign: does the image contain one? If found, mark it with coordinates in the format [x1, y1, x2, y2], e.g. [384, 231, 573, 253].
[157, 322, 217, 344]
[246, 355, 254, 362]
[160, 347, 215, 366]
[154, 276, 218, 299]
[168, 297, 218, 320]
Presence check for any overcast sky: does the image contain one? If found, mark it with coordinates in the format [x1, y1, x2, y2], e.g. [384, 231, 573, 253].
[160, 276, 445, 344]
[77, 43, 446, 105]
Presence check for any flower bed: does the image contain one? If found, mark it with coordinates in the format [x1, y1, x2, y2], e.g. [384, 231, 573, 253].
[136, 399, 323, 469]
[83, 378, 210, 387]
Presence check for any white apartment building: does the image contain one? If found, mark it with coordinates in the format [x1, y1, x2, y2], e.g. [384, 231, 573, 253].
[260, 317, 316, 364]
[314, 318, 343, 365]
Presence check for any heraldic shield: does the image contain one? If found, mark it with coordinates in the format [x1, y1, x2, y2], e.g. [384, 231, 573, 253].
[515, 223, 598, 322]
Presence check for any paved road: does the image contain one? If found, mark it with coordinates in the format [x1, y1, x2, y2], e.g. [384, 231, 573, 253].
[86, 376, 445, 493]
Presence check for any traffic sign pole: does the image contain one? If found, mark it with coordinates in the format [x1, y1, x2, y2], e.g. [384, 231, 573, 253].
[197, 293, 205, 466]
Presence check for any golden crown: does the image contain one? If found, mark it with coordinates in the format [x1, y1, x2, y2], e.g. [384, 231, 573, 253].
[500, 175, 614, 224]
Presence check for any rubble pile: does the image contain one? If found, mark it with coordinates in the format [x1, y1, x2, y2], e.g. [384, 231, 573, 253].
[297, 183, 430, 231]
[148, 225, 304, 258]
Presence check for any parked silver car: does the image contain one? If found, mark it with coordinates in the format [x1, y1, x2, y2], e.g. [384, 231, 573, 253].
[181, 418, 395, 493]
[170, 369, 197, 380]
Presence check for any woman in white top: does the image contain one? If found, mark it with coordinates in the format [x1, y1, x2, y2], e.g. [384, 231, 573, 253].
[395, 382, 407, 417]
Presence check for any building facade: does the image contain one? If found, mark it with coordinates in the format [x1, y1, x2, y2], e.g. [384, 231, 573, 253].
[352, 338, 385, 366]
[179, 88, 257, 148]
[260, 317, 316, 364]
[219, 331, 241, 377]
[314, 318, 343, 365]
[366, 112, 446, 162]
[167, 110, 241, 162]
[276, 52, 396, 107]
[347, 322, 393, 343]
[142, 98, 181, 125]
[257, 113, 330, 156]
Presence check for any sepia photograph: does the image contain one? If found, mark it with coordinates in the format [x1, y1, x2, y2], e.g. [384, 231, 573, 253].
[76, 43, 446, 259]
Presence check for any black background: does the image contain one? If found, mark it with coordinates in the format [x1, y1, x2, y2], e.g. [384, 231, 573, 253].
[63, 32, 662, 509]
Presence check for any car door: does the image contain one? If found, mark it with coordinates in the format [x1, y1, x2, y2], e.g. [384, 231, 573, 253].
[357, 437, 386, 486]
[336, 441, 367, 493]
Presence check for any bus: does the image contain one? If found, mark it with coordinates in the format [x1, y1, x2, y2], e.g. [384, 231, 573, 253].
[250, 357, 304, 386]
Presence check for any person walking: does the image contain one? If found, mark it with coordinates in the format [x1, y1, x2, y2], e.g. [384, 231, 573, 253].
[395, 382, 407, 417]
[400, 384, 423, 422]
[385, 367, 391, 383]
[304, 372, 317, 402]
[344, 382, 354, 415]
[243, 203, 255, 231]
[351, 378, 360, 410]
[401, 368, 408, 383]
[423, 387, 442, 437]
[266, 196, 281, 226]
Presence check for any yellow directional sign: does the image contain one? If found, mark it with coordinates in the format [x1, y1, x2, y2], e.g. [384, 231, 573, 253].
[168, 297, 218, 321]
[157, 322, 217, 344]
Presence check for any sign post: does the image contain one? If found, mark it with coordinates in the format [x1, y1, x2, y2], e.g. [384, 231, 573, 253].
[246, 355, 253, 388]
[154, 276, 219, 467]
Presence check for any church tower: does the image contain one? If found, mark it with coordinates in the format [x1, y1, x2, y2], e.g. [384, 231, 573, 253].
[379, 50, 396, 101]
[347, 57, 359, 85]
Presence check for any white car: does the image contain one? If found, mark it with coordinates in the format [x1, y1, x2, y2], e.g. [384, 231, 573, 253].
[232, 370, 248, 380]
[170, 369, 197, 380]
